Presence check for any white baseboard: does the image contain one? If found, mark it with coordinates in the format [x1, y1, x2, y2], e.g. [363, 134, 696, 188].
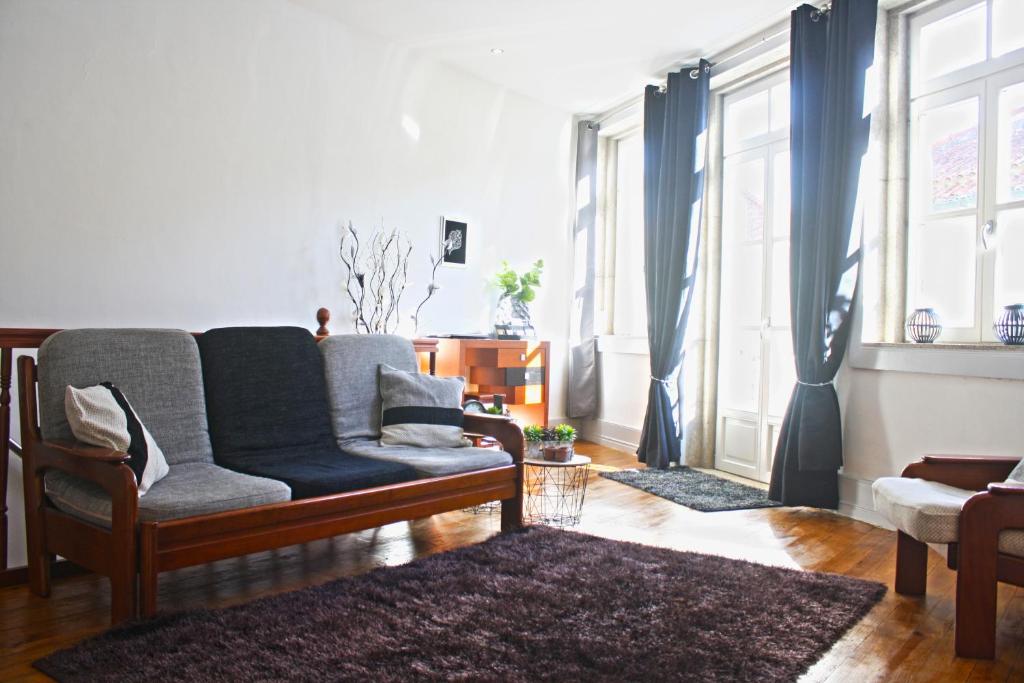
[579, 418, 640, 453]
[837, 473, 893, 529]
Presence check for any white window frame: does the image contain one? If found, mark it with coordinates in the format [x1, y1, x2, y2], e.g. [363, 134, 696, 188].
[594, 106, 647, 346]
[905, 0, 1024, 342]
[849, 0, 1024, 378]
[714, 69, 793, 483]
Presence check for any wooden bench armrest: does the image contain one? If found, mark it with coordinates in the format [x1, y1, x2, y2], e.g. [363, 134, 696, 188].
[463, 414, 524, 463]
[31, 440, 139, 499]
[902, 454, 1020, 492]
[43, 439, 131, 463]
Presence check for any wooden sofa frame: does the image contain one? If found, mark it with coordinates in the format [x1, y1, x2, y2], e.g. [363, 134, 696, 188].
[16, 326, 524, 624]
[896, 454, 1024, 659]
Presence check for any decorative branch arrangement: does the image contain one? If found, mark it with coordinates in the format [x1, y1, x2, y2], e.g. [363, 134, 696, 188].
[339, 222, 413, 334]
[412, 233, 458, 334]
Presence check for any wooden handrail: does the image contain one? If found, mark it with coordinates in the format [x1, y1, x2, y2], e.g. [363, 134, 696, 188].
[0, 310, 438, 572]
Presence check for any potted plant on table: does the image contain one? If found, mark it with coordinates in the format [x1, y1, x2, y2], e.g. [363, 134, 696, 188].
[542, 424, 577, 463]
[523, 425, 545, 459]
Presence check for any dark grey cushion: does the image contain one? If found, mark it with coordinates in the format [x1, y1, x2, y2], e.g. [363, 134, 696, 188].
[320, 335, 418, 442]
[214, 443, 419, 499]
[198, 327, 336, 455]
[340, 438, 513, 477]
[44, 463, 291, 528]
[38, 329, 214, 466]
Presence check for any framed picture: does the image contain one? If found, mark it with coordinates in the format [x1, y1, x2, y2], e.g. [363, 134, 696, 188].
[440, 217, 468, 267]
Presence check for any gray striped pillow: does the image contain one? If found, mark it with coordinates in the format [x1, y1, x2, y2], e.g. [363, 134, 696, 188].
[65, 383, 170, 496]
[378, 365, 470, 448]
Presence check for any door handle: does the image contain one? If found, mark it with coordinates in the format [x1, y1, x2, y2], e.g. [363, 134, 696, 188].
[982, 220, 997, 251]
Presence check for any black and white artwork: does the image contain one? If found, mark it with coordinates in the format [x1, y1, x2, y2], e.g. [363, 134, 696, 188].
[440, 217, 467, 267]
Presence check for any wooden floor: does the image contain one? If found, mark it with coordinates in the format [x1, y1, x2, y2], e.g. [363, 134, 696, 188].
[2, 442, 1023, 682]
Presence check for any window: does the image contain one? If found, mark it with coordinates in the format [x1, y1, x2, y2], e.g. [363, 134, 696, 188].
[596, 124, 647, 338]
[906, 0, 1024, 342]
[715, 71, 794, 483]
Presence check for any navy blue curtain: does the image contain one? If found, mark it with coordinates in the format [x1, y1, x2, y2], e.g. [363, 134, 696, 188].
[637, 62, 710, 469]
[769, 0, 878, 508]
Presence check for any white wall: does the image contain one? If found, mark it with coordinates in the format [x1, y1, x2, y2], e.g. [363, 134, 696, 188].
[584, 341, 650, 451]
[0, 0, 573, 567]
[837, 365, 1024, 524]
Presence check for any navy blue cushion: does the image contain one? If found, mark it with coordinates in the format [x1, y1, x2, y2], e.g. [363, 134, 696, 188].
[198, 326, 418, 498]
[198, 327, 336, 454]
[215, 444, 418, 500]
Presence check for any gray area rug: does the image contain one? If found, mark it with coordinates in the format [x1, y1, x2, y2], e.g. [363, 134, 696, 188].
[35, 526, 883, 683]
[600, 466, 783, 512]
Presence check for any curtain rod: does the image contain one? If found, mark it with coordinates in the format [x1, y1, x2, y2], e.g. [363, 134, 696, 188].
[593, 16, 790, 124]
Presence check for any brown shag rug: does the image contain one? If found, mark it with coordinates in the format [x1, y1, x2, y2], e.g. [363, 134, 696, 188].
[35, 527, 885, 683]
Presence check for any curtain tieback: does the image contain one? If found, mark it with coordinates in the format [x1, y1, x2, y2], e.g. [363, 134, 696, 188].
[797, 379, 833, 387]
[651, 376, 671, 385]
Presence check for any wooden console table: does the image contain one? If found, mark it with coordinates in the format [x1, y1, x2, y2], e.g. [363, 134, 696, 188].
[434, 338, 550, 427]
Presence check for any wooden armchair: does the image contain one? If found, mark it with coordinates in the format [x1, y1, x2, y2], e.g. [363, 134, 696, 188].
[878, 455, 1024, 659]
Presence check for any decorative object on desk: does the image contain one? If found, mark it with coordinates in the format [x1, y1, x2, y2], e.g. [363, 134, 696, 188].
[542, 423, 576, 463]
[493, 259, 543, 339]
[412, 231, 461, 334]
[905, 307, 942, 343]
[994, 304, 1024, 345]
[524, 424, 545, 459]
[440, 217, 468, 267]
[339, 221, 413, 334]
[462, 399, 486, 413]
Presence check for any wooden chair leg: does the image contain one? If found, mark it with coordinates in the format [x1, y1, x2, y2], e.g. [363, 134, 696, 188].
[955, 535, 998, 658]
[895, 531, 928, 596]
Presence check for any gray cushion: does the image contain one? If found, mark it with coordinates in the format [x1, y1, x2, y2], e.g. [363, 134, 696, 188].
[38, 329, 214, 466]
[340, 438, 512, 477]
[44, 462, 291, 528]
[320, 335, 418, 442]
[872, 476, 1024, 558]
[379, 365, 469, 448]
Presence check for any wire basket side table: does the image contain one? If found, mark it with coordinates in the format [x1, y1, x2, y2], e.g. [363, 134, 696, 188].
[524, 455, 591, 527]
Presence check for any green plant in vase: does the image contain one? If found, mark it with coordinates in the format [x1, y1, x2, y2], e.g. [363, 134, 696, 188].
[493, 259, 543, 331]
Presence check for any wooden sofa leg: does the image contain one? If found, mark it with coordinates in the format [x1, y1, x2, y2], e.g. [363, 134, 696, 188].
[22, 459, 51, 598]
[139, 523, 158, 618]
[895, 531, 928, 596]
[109, 492, 138, 624]
[501, 496, 523, 532]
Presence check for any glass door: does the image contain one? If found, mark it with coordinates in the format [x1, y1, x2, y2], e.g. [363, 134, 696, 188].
[715, 73, 795, 483]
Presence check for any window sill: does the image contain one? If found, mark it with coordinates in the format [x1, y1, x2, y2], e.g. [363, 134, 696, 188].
[849, 340, 1024, 381]
[596, 335, 649, 355]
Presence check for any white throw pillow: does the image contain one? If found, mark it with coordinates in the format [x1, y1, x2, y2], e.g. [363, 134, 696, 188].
[65, 383, 170, 496]
[1007, 458, 1024, 484]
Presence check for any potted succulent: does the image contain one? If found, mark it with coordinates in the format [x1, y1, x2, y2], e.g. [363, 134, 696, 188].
[542, 423, 577, 463]
[523, 425, 545, 459]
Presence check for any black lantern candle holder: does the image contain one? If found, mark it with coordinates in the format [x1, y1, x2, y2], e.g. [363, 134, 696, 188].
[906, 308, 942, 343]
[994, 304, 1024, 345]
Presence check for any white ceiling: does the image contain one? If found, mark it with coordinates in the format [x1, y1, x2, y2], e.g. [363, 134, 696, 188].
[294, 0, 798, 114]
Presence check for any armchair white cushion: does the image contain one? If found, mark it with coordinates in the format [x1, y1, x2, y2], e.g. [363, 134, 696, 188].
[872, 476, 1024, 557]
